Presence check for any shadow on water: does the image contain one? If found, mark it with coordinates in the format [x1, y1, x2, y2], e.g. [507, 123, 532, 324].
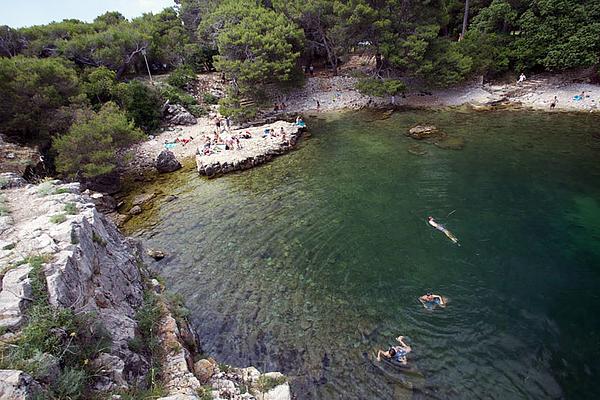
[124, 109, 600, 399]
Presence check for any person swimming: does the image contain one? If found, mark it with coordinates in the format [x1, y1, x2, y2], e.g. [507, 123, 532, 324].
[376, 336, 411, 365]
[428, 216, 459, 245]
[419, 293, 446, 309]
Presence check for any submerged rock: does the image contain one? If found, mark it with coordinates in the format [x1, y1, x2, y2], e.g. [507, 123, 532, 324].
[156, 150, 182, 173]
[147, 248, 167, 260]
[407, 143, 428, 156]
[131, 192, 156, 207]
[434, 136, 466, 150]
[406, 125, 442, 140]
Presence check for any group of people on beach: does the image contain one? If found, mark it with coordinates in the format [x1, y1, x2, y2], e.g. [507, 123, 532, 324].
[375, 216, 457, 366]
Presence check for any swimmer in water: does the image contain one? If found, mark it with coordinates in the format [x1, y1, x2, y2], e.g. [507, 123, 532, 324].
[419, 292, 446, 309]
[376, 336, 412, 365]
[428, 216, 459, 245]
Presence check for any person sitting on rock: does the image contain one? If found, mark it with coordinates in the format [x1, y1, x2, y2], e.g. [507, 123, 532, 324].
[377, 336, 412, 365]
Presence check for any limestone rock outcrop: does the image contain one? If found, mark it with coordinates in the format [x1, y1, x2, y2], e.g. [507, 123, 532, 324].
[165, 104, 197, 126]
[0, 370, 42, 400]
[0, 181, 148, 391]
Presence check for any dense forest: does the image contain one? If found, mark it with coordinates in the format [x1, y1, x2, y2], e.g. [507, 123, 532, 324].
[0, 0, 599, 181]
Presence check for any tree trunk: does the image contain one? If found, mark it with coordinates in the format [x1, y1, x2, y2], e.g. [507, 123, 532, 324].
[461, 0, 470, 39]
[375, 52, 382, 70]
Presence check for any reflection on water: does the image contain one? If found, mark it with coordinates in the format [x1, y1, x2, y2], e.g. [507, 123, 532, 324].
[126, 110, 600, 399]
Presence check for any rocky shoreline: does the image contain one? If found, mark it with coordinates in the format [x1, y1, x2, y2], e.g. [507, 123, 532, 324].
[0, 177, 291, 400]
[121, 71, 600, 180]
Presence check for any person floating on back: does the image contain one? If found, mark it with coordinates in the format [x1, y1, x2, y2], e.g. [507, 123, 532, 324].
[419, 292, 446, 310]
[428, 216, 460, 245]
[376, 336, 412, 365]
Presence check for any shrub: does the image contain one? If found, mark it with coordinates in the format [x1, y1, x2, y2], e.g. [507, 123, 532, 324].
[83, 66, 117, 106]
[218, 92, 257, 122]
[49, 214, 67, 224]
[114, 80, 163, 131]
[160, 85, 198, 108]
[52, 367, 86, 399]
[202, 92, 219, 105]
[64, 202, 78, 215]
[188, 104, 209, 117]
[356, 78, 406, 97]
[0, 196, 8, 216]
[52, 102, 145, 179]
[256, 375, 287, 392]
[0, 56, 80, 142]
[167, 65, 196, 89]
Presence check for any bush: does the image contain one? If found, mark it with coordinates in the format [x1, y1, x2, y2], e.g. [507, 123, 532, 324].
[188, 104, 209, 117]
[0, 196, 8, 216]
[257, 375, 287, 392]
[53, 102, 145, 179]
[83, 66, 117, 106]
[167, 65, 196, 89]
[202, 92, 219, 105]
[49, 214, 67, 224]
[218, 91, 257, 122]
[356, 78, 406, 97]
[52, 367, 86, 399]
[160, 85, 198, 108]
[114, 80, 163, 131]
[0, 56, 80, 142]
[64, 202, 78, 215]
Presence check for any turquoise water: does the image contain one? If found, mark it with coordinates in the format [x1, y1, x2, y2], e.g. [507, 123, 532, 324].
[127, 110, 600, 399]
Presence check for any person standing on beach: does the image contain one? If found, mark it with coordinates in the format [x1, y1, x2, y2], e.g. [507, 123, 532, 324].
[550, 96, 558, 109]
[316, 99, 320, 110]
[309, 65, 314, 76]
[518, 73, 526, 83]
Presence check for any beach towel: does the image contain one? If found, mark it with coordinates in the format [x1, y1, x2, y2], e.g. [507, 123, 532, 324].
[164, 143, 176, 149]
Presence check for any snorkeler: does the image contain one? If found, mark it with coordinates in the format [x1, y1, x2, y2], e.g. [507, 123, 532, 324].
[419, 293, 446, 309]
[428, 216, 460, 245]
[376, 336, 412, 365]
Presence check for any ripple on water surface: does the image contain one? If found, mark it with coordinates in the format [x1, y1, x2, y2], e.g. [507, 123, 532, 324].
[126, 110, 600, 399]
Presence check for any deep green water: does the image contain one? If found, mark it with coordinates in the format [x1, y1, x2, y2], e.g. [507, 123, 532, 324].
[127, 110, 600, 399]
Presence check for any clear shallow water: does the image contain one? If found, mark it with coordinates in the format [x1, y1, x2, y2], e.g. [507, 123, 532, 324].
[126, 110, 600, 399]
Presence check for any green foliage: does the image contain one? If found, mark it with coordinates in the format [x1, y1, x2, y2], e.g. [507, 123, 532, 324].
[0, 195, 9, 216]
[49, 214, 67, 224]
[356, 78, 406, 97]
[203, 92, 219, 105]
[218, 92, 257, 122]
[188, 104, 209, 117]
[197, 385, 214, 400]
[256, 374, 288, 392]
[0, 56, 79, 142]
[83, 66, 117, 106]
[200, 0, 304, 89]
[135, 290, 164, 391]
[53, 367, 87, 399]
[64, 202, 78, 215]
[114, 80, 163, 131]
[92, 231, 107, 246]
[0, 254, 112, 400]
[53, 102, 145, 179]
[159, 85, 198, 107]
[167, 65, 196, 89]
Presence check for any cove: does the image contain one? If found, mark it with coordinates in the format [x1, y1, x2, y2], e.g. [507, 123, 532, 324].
[124, 109, 600, 399]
